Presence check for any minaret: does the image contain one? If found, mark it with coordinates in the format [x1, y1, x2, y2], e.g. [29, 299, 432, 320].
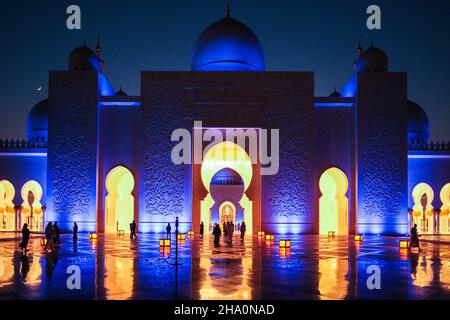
[226, 0, 231, 17]
[96, 36, 105, 73]
[354, 37, 364, 69]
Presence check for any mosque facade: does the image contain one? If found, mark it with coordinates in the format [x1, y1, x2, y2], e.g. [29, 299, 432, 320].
[0, 8, 449, 236]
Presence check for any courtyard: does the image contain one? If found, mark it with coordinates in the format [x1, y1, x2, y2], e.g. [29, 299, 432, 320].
[0, 233, 449, 300]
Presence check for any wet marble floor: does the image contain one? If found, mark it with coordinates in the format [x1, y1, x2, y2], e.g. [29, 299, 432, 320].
[0, 233, 449, 300]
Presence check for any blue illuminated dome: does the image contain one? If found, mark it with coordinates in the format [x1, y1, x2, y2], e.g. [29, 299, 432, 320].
[69, 44, 101, 71]
[355, 46, 388, 72]
[408, 100, 430, 144]
[27, 99, 48, 141]
[191, 14, 265, 71]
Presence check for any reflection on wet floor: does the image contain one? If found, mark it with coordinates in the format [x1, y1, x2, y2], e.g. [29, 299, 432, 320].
[0, 234, 449, 300]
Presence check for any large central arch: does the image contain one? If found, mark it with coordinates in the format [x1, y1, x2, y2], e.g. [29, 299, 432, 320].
[200, 141, 253, 235]
[412, 183, 434, 234]
[105, 166, 135, 234]
[21, 180, 43, 231]
[319, 167, 349, 235]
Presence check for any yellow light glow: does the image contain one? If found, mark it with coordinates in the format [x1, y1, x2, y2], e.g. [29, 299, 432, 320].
[319, 168, 349, 236]
[188, 231, 195, 237]
[0, 180, 15, 231]
[412, 183, 434, 234]
[117, 230, 125, 236]
[399, 240, 410, 249]
[328, 231, 336, 237]
[89, 232, 98, 239]
[265, 234, 274, 241]
[354, 235, 363, 241]
[40, 237, 47, 246]
[279, 240, 291, 248]
[104, 255, 134, 300]
[200, 141, 253, 235]
[160, 239, 171, 247]
[440, 183, 450, 234]
[105, 166, 135, 234]
[177, 233, 186, 240]
[21, 180, 43, 232]
[258, 231, 265, 236]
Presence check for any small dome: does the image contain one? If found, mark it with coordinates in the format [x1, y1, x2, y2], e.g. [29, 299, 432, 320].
[408, 100, 430, 144]
[356, 46, 388, 72]
[211, 168, 243, 185]
[69, 44, 101, 71]
[329, 88, 341, 97]
[27, 99, 48, 141]
[191, 16, 265, 71]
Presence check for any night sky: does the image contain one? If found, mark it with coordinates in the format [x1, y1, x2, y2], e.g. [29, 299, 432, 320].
[0, 0, 449, 141]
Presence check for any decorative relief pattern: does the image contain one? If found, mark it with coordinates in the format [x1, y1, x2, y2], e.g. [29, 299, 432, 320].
[48, 72, 98, 216]
[357, 74, 407, 218]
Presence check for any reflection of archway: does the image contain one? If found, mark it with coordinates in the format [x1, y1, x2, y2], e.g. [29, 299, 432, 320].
[105, 166, 135, 234]
[21, 180, 43, 231]
[200, 141, 253, 235]
[440, 183, 450, 234]
[219, 201, 236, 228]
[319, 168, 349, 235]
[412, 183, 434, 234]
[0, 180, 15, 231]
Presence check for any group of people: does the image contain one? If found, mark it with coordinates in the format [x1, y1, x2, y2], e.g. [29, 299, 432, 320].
[211, 221, 246, 246]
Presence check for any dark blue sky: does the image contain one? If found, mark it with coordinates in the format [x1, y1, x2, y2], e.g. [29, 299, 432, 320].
[0, 0, 449, 141]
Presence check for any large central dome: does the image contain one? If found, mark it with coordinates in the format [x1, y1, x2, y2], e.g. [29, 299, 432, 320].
[191, 15, 265, 71]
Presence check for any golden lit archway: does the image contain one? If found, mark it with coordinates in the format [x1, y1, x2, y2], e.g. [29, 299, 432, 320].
[21, 180, 43, 231]
[0, 180, 15, 231]
[440, 183, 450, 234]
[105, 166, 135, 234]
[319, 167, 349, 235]
[412, 183, 434, 234]
[219, 201, 236, 229]
[201, 141, 253, 235]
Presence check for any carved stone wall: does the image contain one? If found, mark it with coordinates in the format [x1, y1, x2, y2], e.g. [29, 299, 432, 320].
[357, 72, 408, 235]
[46, 71, 99, 232]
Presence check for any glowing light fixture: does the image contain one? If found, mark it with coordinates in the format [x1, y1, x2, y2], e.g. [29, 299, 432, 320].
[279, 240, 291, 248]
[160, 238, 171, 247]
[89, 232, 98, 240]
[188, 231, 195, 237]
[399, 240, 410, 249]
[258, 231, 265, 237]
[177, 233, 187, 240]
[265, 234, 274, 241]
[40, 237, 47, 246]
[354, 235, 363, 242]
[328, 231, 336, 237]
[117, 230, 125, 236]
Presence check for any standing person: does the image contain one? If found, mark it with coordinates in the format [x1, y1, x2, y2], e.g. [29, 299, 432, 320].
[199, 222, 204, 237]
[166, 223, 172, 238]
[19, 223, 30, 254]
[73, 223, 78, 241]
[53, 222, 60, 244]
[213, 223, 221, 246]
[226, 222, 233, 244]
[130, 220, 137, 240]
[237, 223, 241, 232]
[240, 221, 246, 240]
[44, 222, 54, 253]
[409, 224, 421, 251]
[223, 222, 227, 237]
[175, 217, 179, 236]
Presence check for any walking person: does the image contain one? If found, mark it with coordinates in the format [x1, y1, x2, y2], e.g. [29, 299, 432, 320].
[44, 222, 54, 253]
[53, 222, 60, 244]
[240, 221, 246, 240]
[199, 222, 204, 237]
[130, 220, 137, 239]
[223, 222, 227, 237]
[409, 223, 421, 251]
[19, 223, 30, 254]
[73, 222, 78, 241]
[175, 217, 179, 236]
[166, 223, 172, 238]
[213, 223, 221, 246]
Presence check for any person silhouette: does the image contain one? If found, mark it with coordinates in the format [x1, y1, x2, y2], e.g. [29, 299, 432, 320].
[130, 220, 137, 239]
[53, 222, 60, 244]
[409, 223, 421, 251]
[199, 222, 204, 237]
[213, 223, 221, 246]
[240, 221, 246, 240]
[175, 217, 179, 236]
[73, 222, 78, 241]
[19, 223, 30, 254]
[44, 222, 54, 253]
[166, 223, 172, 238]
